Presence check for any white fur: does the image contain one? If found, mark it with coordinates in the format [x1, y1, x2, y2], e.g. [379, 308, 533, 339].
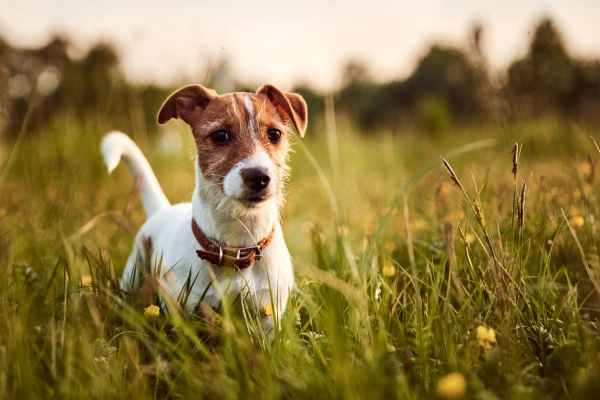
[103, 131, 293, 327]
[101, 131, 170, 217]
[244, 95, 257, 140]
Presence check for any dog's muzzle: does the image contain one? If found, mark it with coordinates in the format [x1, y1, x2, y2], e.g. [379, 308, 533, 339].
[241, 168, 270, 191]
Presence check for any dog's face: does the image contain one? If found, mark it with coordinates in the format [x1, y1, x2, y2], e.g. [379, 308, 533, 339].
[158, 85, 307, 211]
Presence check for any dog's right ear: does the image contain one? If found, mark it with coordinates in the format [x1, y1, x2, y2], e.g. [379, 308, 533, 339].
[158, 85, 218, 125]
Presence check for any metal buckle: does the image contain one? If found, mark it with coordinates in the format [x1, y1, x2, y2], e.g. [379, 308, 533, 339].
[218, 246, 223, 267]
[236, 249, 241, 267]
[252, 245, 263, 260]
[236, 245, 263, 260]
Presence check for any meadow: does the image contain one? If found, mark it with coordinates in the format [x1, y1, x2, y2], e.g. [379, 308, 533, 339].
[1, 110, 600, 399]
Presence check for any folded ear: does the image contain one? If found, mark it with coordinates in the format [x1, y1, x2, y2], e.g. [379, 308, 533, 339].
[158, 85, 218, 125]
[256, 85, 308, 137]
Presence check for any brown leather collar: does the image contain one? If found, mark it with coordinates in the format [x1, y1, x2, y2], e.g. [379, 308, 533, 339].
[191, 219, 275, 269]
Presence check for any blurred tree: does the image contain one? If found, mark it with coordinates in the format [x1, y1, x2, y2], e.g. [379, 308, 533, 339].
[406, 45, 483, 116]
[506, 18, 578, 116]
[335, 60, 377, 127]
[58, 42, 120, 114]
[574, 60, 600, 120]
[468, 22, 496, 118]
[351, 44, 486, 133]
[0, 35, 170, 140]
[416, 96, 451, 137]
[1, 35, 72, 138]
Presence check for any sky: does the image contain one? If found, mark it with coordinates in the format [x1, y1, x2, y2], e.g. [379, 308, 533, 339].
[1, 0, 599, 91]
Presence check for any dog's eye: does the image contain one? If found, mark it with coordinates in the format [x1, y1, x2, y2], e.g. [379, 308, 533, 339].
[211, 130, 230, 145]
[267, 129, 282, 143]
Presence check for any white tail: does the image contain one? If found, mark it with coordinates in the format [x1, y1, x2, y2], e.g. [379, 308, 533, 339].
[101, 131, 170, 218]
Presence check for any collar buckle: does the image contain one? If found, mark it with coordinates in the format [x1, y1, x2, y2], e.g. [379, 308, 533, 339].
[247, 245, 263, 260]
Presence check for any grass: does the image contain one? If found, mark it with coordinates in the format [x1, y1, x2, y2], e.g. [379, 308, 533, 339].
[2, 112, 600, 399]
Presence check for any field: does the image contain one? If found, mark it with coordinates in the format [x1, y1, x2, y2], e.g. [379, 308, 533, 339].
[2, 114, 600, 399]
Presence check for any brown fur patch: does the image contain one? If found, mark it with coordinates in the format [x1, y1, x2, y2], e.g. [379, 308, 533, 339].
[191, 93, 290, 189]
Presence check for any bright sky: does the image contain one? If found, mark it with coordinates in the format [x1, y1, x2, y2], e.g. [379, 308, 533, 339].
[1, 0, 599, 90]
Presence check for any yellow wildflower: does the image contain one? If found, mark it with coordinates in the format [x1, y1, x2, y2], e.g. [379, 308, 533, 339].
[465, 233, 475, 245]
[569, 206, 580, 216]
[545, 187, 560, 202]
[384, 242, 398, 253]
[437, 182, 453, 198]
[410, 219, 429, 232]
[579, 162, 592, 177]
[570, 216, 585, 229]
[437, 372, 466, 399]
[81, 275, 93, 287]
[262, 304, 273, 317]
[337, 225, 349, 237]
[382, 261, 396, 278]
[476, 325, 496, 350]
[448, 209, 465, 222]
[144, 305, 160, 318]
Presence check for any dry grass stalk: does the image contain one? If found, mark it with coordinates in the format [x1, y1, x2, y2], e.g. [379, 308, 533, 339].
[444, 221, 455, 263]
[441, 157, 508, 300]
[591, 135, 600, 156]
[512, 143, 519, 178]
[457, 227, 469, 247]
[445, 222, 468, 298]
[587, 154, 596, 184]
[518, 181, 527, 230]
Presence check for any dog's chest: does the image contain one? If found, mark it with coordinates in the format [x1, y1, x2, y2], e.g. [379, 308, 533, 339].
[144, 215, 291, 311]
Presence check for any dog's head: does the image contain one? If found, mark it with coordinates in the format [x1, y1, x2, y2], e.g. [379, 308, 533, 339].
[158, 84, 307, 212]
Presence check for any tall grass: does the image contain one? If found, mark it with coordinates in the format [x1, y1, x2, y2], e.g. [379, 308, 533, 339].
[1, 113, 600, 399]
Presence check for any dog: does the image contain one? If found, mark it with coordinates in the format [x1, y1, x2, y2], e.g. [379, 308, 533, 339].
[101, 84, 307, 332]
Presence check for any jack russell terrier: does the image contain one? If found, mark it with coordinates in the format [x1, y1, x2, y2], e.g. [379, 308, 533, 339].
[101, 84, 307, 333]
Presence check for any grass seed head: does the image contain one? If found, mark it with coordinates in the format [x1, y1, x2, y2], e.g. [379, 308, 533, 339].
[441, 157, 463, 190]
[472, 198, 485, 228]
[518, 180, 527, 230]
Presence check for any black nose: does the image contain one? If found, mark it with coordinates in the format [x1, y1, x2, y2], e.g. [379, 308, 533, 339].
[241, 168, 270, 191]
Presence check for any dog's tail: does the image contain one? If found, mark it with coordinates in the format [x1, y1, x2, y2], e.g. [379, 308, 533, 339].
[101, 131, 170, 218]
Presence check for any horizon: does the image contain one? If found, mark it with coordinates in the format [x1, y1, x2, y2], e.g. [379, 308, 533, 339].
[1, 0, 599, 91]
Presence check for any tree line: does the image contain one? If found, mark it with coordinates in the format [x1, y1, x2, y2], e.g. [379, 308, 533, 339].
[1, 17, 599, 140]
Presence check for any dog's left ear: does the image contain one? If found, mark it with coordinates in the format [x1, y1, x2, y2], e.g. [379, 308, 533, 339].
[158, 85, 218, 125]
[257, 85, 308, 137]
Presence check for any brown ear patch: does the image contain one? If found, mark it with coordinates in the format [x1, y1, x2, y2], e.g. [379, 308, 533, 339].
[256, 85, 308, 137]
[158, 85, 218, 125]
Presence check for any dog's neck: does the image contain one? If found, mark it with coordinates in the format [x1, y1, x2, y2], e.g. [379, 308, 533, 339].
[191, 162, 279, 247]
